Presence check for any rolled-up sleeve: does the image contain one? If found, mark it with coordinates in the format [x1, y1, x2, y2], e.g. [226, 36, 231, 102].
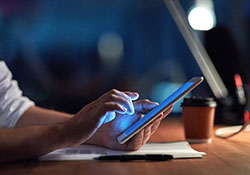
[0, 61, 34, 128]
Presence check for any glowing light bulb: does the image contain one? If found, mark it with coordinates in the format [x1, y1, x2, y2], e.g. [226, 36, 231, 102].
[188, 6, 216, 31]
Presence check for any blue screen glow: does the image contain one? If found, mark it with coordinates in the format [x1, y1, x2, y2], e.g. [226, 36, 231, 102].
[124, 82, 194, 135]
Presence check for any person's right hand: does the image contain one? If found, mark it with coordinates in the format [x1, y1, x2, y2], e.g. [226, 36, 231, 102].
[64, 89, 139, 147]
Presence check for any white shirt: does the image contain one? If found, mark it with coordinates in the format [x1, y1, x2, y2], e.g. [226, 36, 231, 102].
[0, 61, 34, 128]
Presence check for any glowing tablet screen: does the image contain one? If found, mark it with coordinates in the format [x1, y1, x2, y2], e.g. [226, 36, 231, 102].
[117, 77, 203, 144]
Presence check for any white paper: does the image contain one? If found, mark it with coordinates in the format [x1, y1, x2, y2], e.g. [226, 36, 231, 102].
[39, 141, 205, 161]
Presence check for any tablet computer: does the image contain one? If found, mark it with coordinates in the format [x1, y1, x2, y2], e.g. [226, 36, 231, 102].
[117, 77, 204, 144]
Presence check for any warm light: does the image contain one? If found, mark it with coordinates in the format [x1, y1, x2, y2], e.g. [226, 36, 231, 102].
[188, 6, 216, 31]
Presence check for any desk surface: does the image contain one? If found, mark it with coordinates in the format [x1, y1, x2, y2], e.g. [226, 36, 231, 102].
[1, 117, 250, 175]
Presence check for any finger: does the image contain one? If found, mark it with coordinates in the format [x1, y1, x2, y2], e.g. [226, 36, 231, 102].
[102, 102, 127, 115]
[109, 89, 138, 101]
[133, 99, 159, 113]
[142, 123, 153, 143]
[110, 90, 137, 115]
[150, 119, 161, 134]
[158, 105, 173, 120]
[124, 91, 139, 101]
[125, 122, 153, 151]
[143, 106, 172, 134]
[107, 94, 134, 114]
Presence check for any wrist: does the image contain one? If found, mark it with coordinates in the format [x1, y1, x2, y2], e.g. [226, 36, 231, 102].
[61, 116, 98, 147]
[59, 119, 80, 147]
[84, 126, 107, 147]
[84, 133, 103, 146]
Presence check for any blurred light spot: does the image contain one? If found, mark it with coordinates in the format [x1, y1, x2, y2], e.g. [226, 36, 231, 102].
[97, 32, 124, 65]
[188, 6, 216, 31]
[151, 82, 191, 113]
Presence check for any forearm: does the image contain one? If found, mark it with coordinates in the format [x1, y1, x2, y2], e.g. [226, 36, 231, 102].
[13, 106, 97, 155]
[0, 105, 99, 163]
[16, 106, 73, 127]
[0, 123, 71, 163]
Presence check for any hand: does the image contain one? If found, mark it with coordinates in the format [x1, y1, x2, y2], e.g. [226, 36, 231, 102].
[65, 89, 139, 147]
[85, 99, 173, 151]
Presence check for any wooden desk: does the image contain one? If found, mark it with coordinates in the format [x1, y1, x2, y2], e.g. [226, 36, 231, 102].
[1, 118, 250, 175]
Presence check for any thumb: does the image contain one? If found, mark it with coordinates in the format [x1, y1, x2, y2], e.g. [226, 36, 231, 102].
[103, 112, 116, 124]
[124, 91, 139, 115]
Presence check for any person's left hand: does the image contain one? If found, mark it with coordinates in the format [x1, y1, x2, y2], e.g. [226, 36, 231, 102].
[85, 99, 172, 151]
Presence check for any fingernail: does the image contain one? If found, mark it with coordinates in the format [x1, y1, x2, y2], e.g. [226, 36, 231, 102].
[134, 92, 139, 95]
[122, 106, 127, 112]
[131, 93, 139, 100]
[152, 102, 159, 106]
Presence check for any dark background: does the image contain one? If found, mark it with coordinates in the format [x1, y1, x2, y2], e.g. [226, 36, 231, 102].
[1, 0, 250, 119]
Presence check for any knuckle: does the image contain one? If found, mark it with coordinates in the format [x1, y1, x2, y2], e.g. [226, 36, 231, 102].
[110, 89, 118, 94]
[102, 103, 110, 111]
[109, 94, 117, 100]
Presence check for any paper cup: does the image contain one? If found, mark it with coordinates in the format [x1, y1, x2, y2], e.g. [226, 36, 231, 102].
[181, 97, 217, 143]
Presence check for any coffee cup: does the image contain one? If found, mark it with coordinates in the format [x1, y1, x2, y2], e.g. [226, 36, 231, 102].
[181, 96, 217, 143]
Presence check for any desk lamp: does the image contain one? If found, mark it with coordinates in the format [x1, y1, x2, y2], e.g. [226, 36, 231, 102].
[163, 0, 249, 134]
